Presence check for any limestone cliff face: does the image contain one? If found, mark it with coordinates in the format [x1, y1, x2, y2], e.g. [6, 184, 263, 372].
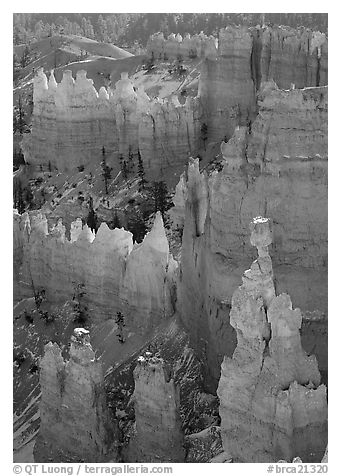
[13, 211, 30, 301]
[198, 25, 328, 143]
[16, 211, 176, 333]
[147, 32, 218, 60]
[176, 84, 327, 388]
[252, 27, 328, 90]
[22, 69, 200, 183]
[126, 354, 185, 462]
[138, 96, 201, 182]
[199, 26, 257, 143]
[35, 328, 118, 462]
[22, 26, 328, 180]
[22, 69, 117, 172]
[217, 218, 327, 463]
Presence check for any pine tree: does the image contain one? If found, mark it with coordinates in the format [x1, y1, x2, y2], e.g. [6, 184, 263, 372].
[137, 149, 147, 191]
[201, 122, 208, 150]
[14, 94, 27, 134]
[128, 212, 147, 243]
[71, 283, 88, 325]
[121, 160, 128, 181]
[115, 311, 125, 343]
[100, 146, 112, 194]
[112, 210, 121, 229]
[127, 145, 134, 173]
[20, 44, 31, 68]
[98, 15, 108, 42]
[14, 179, 25, 214]
[86, 196, 98, 232]
[149, 181, 171, 218]
[24, 184, 34, 209]
[13, 53, 20, 84]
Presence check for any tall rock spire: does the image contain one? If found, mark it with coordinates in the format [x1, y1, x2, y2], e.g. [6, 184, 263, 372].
[34, 328, 118, 462]
[126, 354, 185, 462]
[217, 217, 327, 462]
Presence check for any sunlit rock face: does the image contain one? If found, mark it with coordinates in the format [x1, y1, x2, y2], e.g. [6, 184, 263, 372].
[217, 218, 327, 463]
[198, 25, 328, 143]
[34, 328, 118, 462]
[146, 32, 218, 60]
[177, 84, 327, 388]
[13, 211, 30, 301]
[22, 69, 117, 172]
[22, 26, 328, 182]
[15, 211, 176, 333]
[22, 69, 200, 184]
[126, 354, 185, 462]
[199, 26, 257, 143]
[138, 96, 201, 184]
[251, 26, 328, 90]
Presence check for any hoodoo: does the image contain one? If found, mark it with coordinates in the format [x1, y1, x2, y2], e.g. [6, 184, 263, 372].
[34, 328, 118, 462]
[217, 217, 327, 462]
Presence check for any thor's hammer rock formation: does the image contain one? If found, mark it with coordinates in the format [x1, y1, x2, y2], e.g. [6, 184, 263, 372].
[217, 217, 327, 462]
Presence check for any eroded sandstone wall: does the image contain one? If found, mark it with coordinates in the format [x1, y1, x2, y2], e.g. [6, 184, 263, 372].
[217, 218, 327, 462]
[198, 25, 328, 143]
[126, 354, 185, 462]
[22, 69, 117, 172]
[251, 27, 328, 89]
[34, 328, 118, 462]
[147, 32, 218, 60]
[199, 26, 257, 143]
[22, 69, 200, 183]
[15, 211, 176, 333]
[138, 95, 201, 181]
[175, 84, 327, 388]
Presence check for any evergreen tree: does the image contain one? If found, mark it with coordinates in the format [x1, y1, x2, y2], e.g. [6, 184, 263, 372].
[24, 184, 34, 209]
[14, 94, 27, 134]
[86, 196, 98, 232]
[13, 53, 20, 84]
[100, 146, 112, 194]
[137, 149, 147, 191]
[127, 212, 147, 242]
[71, 283, 88, 325]
[112, 210, 121, 229]
[14, 179, 25, 214]
[200, 122, 208, 150]
[121, 160, 128, 181]
[148, 181, 171, 218]
[98, 15, 108, 42]
[115, 311, 125, 343]
[20, 44, 31, 68]
[127, 145, 134, 173]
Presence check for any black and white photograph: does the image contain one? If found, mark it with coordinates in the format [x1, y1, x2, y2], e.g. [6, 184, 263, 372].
[10, 5, 330, 472]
